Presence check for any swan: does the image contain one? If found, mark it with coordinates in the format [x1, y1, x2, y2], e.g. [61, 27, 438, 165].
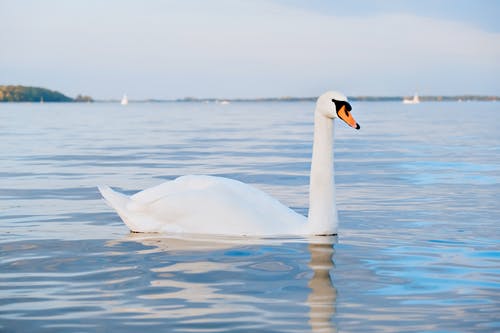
[98, 91, 360, 236]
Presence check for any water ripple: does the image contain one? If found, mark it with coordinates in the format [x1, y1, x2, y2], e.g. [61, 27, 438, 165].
[1, 101, 499, 332]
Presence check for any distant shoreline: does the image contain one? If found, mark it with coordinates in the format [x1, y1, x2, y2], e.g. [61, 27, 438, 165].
[1, 85, 498, 103]
[93, 95, 499, 103]
[3, 96, 498, 103]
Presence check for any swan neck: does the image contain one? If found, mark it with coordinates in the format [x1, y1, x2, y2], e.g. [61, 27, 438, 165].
[308, 111, 337, 235]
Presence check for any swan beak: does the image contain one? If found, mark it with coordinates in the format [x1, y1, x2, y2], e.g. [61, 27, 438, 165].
[337, 105, 360, 130]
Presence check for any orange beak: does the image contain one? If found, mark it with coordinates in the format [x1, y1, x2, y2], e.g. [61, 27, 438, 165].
[337, 105, 360, 130]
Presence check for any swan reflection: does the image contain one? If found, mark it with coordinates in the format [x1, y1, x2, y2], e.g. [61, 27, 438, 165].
[108, 234, 337, 332]
[307, 240, 337, 333]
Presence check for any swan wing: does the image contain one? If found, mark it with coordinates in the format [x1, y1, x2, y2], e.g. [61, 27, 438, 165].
[130, 175, 220, 205]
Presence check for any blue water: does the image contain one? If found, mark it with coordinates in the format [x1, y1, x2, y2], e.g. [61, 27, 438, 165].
[0, 101, 499, 332]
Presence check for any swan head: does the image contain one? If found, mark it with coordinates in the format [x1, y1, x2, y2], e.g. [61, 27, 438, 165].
[316, 91, 360, 130]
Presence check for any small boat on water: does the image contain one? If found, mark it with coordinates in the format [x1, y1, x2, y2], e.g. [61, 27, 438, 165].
[403, 93, 420, 104]
[121, 94, 128, 105]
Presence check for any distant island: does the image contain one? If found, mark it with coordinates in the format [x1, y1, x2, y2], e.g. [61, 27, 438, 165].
[0, 85, 93, 102]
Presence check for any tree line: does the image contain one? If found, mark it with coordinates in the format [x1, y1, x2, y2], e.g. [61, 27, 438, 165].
[0, 85, 93, 102]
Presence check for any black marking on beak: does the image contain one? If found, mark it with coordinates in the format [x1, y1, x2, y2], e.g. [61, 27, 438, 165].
[332, 99, 352, 114]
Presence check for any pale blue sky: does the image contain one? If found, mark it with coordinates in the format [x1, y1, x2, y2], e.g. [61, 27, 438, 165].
[1, 0, 499, 99]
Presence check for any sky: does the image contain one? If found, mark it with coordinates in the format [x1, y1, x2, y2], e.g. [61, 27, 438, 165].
[1, 0, 499, 99]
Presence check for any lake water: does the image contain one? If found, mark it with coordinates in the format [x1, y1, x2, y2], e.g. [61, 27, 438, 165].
[0, 101, 499, 332]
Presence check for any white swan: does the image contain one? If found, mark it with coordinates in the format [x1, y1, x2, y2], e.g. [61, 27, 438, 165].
[98, 91, 360, 236]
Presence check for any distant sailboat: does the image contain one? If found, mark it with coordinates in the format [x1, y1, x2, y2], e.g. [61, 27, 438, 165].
[121, 94, 128, 105]
[40, 96, 44, 104]
[403, 93, 420, 104]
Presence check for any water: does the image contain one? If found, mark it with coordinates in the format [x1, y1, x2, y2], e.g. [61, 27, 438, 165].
[1, 101, 499, 332]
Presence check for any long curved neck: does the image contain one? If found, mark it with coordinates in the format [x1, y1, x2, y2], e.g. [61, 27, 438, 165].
[307, 110, 338, 235]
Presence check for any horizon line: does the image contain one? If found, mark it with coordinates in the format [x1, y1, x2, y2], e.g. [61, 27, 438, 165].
[97, 94, 500, 103]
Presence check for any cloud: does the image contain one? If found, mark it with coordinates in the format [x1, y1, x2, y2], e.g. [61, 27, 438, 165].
[1, 0, 498, 98]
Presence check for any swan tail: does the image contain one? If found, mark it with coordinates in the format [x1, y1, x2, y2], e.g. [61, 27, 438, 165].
[98, 185, 160, 232]
[98, 185, 130, 212]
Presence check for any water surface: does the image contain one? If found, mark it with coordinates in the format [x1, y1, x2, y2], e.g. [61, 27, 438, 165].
[1, 101, 499, 332]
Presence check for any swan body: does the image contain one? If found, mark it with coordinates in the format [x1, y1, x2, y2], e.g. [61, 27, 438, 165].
[99, 175, 306, 235]
[99, 91, 360, 236]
